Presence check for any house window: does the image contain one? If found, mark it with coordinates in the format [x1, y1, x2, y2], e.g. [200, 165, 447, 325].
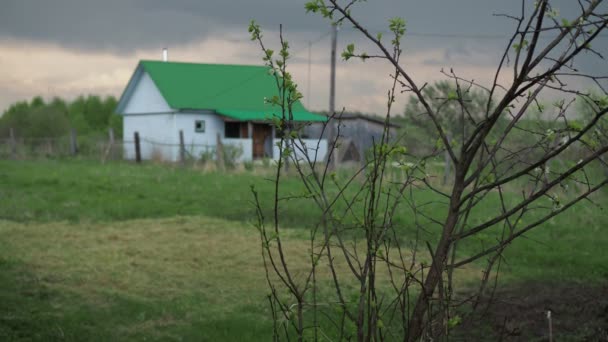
[195, 120, 205, 133]
[225, 122, 240, 138]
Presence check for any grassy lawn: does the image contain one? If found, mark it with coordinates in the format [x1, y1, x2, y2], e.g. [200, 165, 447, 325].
[0, 159, 270, 223]
[0, 216, 278, 341]
[0, 159, 606, 340]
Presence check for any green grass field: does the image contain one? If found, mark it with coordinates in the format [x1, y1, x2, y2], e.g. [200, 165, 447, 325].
[1, 159, 606, 340]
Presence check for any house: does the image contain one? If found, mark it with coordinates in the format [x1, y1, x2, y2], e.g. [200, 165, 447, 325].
[116, 60, 328, 162]
[303, 112, 401, 164]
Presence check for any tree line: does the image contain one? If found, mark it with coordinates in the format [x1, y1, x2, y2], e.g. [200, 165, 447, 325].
[0, 95, 121, 140]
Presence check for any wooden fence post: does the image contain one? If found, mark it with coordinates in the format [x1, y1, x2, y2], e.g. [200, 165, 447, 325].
[47, 138, 54, 156]
[108, 128, 115, 160]
[102, 128, 115, 163]
[547, 310, 553, 342]
[9, 128, 16, 159]
[216, 132, 225, 171]
[69, 128, 78, 156]
[134, 132, 141, 163]
[179, 130, 186, 165]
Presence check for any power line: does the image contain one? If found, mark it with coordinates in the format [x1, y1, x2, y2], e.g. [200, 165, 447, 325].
[409, 31, 608, 39]
[216, 26, 608, 46]
[343, 27, 608, 40]
[292, 29, 332, 56]
[407, 31, 514, 40]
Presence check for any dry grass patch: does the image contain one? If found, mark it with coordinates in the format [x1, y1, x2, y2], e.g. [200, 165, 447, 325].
[0, 216, 481, 315]
[1, 216, 276, 314]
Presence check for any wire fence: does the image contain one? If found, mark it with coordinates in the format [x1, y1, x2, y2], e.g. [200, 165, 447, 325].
[127, 136, 217, 162]
[0, 130, 226, 166]
[0, 138, 218, 162]
[0, 135, 124, 161]
[4, 129, 595, 187]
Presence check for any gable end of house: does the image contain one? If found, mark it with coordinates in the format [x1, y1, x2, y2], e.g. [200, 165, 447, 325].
[116, 63, 173, 115]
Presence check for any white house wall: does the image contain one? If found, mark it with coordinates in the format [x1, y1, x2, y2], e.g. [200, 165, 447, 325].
[174, 112, 224, 160]
[122, 71, 172, 114]
[123, 107, 256, 162]
[120, 69, 179, 161]
[123, 114, 177, 161]
[223, 138, 253, 162]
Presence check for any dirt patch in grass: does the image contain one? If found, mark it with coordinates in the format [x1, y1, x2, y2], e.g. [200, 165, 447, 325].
[459, 282, 608, 341]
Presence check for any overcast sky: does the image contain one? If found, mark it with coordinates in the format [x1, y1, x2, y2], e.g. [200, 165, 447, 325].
[1, 0, 606, 115]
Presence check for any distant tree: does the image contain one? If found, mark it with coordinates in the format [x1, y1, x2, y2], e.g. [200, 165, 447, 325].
[0, 100, 31, 137]
[67, 96, 92, 134]
[30, 96, 45, 108]
[49, 97, 68, 112]
[403, 81, 492, 183]
[83, 95, 107, 131]
[404, 81, 490, 148]
[27, 106, 70, 139]
[0, 94, 121, 139]
[108, 111, 123, 137]
[0, 100, 69, 139]
[103, 96, 122, 136]
[102, 96, 118, 116]
[578, 92, 608, 175]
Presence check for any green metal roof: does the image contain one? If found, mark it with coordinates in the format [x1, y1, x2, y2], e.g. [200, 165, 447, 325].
[139, 60, 326, 122]
[216, 109, 327, 122]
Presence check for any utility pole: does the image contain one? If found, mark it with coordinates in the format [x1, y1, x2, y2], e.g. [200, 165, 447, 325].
[327, 24, 338, 170]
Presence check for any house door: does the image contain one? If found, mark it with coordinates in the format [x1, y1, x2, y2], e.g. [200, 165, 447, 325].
[252, 123, 272, 159]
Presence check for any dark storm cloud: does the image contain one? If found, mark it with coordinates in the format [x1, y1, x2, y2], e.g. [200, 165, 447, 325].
[0, 0, 327, 53]
[0, 0, 593, 54]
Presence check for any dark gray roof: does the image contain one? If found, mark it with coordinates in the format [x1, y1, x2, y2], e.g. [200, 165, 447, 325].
[323, 112, 402, 128]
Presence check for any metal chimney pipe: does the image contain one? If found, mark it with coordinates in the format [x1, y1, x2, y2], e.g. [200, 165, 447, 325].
[162, 48, 168, 62]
